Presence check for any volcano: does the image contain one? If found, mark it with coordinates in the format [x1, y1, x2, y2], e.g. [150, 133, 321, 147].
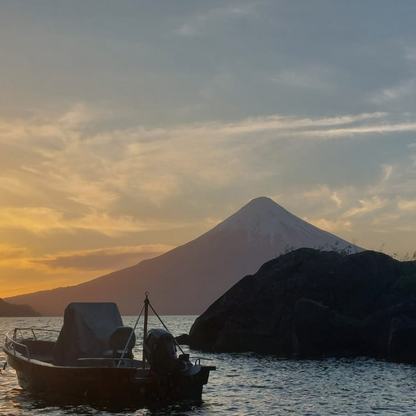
[6, 197, 362, 316]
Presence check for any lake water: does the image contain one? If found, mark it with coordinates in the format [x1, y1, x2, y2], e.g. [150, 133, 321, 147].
[2, 316, 416, 415]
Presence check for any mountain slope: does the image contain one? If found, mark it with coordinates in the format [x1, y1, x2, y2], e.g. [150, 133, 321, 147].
[0, 298, 41, 317]
[6, 197, 362, 316]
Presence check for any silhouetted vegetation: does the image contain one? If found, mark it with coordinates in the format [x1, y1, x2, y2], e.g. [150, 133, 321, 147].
[393, 259, 416, 299]
[277, 240, 358, 258]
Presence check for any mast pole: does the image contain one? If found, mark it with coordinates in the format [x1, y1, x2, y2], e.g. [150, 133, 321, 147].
[142, 292, 149, 369]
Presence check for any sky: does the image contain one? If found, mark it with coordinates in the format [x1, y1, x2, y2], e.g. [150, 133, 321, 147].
[1, 0, 416, 297]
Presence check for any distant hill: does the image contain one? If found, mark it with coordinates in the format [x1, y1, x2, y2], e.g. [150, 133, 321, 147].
[5, 197, 363, 316]
[0, 298, 41, 317]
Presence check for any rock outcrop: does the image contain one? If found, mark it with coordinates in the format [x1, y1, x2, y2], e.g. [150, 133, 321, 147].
[188, 248, 416, 363]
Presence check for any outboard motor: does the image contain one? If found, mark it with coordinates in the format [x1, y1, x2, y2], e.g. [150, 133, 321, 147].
[144, 329, 188, 373]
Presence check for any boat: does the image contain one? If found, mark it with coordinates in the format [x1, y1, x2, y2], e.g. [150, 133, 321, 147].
[3, 293, 215, 402]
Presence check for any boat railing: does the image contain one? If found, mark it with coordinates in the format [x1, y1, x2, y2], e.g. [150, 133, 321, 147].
[5, 330, 31, 360]
[191, 356, 214, 366]
[5, 328, 143, 367]
[4, 328, 60, 361]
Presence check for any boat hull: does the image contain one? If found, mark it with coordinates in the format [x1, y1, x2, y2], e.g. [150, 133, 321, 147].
[5, 349, 212, 402]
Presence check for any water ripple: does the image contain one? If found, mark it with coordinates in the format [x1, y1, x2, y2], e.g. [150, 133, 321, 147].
[2, 317, 416, 414]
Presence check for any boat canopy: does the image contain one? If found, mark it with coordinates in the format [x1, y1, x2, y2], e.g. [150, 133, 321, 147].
[53, 302, 124, 366]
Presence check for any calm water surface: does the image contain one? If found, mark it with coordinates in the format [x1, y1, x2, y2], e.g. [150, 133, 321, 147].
[1, 316, 416, 415]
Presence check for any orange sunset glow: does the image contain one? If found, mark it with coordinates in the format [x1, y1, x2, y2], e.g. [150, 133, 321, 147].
[2, 2, 416, 300]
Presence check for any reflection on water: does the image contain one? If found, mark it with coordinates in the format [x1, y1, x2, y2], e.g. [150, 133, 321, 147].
[2, 316, 416, 415]
[5, 387, 206, 415]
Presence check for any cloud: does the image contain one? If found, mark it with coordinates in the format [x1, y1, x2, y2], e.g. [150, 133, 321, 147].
[0, 244, 175, 297]
[64, 177, 120, 210]
[0, 207, 187, 236]
[398, 199, 416, 211]
[176, 24, 198, 37]
[201, 216, 223, 229]
[404, 46, 416, 61]
[56, 103, 116, 129]
[0, 108, 408, 149]
[342, 197, 387, 218]
[0, 244, 173, 272]
[0, 176, 42, 199]
[300, 122, 416, 139]
[369, 79, 416, 104]
[271, 65, 334, 90]
[1, 106, 416, 239]
[215, 4, 258, 18]
[303, 217, 352, 233]
[158, 112, 388, 138]
[382, 164, 393, 182]
[302, 185, 343, 208]
[72, 213, 186, 237]
[331, 193, 343, 208]
[282, 174, 416, 239]
[0, 207, 68, 235]
[372, 213, 401, 227]
[0, 244, 43, 272]
[0, 244, 30, 261]
[175, 2, 258, 37]
[31, 245, 175, 272]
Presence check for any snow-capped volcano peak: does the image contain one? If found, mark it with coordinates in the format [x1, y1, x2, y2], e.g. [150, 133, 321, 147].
[207, 196, 359, 250]
[209, 197, 305, 238]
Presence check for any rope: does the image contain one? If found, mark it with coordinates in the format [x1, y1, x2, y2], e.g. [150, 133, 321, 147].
[148, 301, 186, 355]
[117, 302, 145, 368]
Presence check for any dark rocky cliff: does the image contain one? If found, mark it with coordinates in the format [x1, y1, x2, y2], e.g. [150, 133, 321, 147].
[0, 298, 41, 317]
[188, 248, 416, 363]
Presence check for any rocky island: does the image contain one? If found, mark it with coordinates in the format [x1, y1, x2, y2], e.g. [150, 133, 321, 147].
[188, 248, 416, 363]
[0, 298, 41, 317]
